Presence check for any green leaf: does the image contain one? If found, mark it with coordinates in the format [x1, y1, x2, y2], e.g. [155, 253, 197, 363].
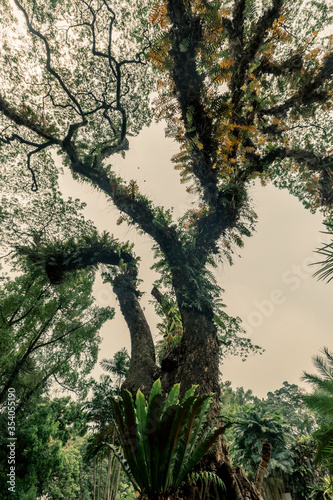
[182, 385, 198, 404]
[135, 389, 151, 486]
[163, 383, 180, 415]
[148, 378, 162, 407]
[111, 383, 230, 495]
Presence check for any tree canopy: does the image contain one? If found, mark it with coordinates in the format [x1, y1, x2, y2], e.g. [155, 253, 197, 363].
[0, 264, 113, 409]
[1, 0, 333, 498]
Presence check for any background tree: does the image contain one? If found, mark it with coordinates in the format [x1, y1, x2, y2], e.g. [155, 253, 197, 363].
[1, 0, 333, 497]
[0, 263, 113, 409]
[302, 347, 333, 475]
[0, 394, 87, 500]
[0, 348, 135, 500]
[221, 381, 328, 499]
[230, 406, 293, 490]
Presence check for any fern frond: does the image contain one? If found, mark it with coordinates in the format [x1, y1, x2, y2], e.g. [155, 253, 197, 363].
[149, 0, 168, 28]
[188, 470, 226, 490]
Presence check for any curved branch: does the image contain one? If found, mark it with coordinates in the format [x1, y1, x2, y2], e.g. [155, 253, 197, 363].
[113, 273, 159, 396]
[254, 53, 303, 77]
[60, 138, 186, 266]
[27, 142, 54, 191]
[260, 52, 333, 118]
[17, 235, 159, 396]
[260, 147, 332, 171]
[18, 235, 138, 284]
[13, 0, 84, 115]
[0, 95, 61, 143]
[166, 0, 219, 203]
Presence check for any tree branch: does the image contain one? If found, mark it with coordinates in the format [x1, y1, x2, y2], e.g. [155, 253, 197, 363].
[254, 53, 303, 78]
[17, 234, 138, 284]
[13, 0, 84, 116]
[35, 315, 97, 350]
[166, 0, 219, 203]
[0, 95, 61, 143]
[226, 0, 284, 112]
[113, 273, 159, 396]
[0, 306, 60, 404]
[260, 52, 333, 118]
[260, 147, 332, 171]
[7, 282, 51, 327]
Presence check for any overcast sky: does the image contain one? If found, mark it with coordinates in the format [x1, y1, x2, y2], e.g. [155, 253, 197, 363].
[58, 120, 333, 399]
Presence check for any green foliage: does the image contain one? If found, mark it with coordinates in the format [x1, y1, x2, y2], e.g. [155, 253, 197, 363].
[313, 218, 333, 282]
[100, 348, 130, 391]
[188, 470, 226, 493]
[221, 380, 328, 497]
[302, 347, 333, 473]
[264, 381, 317, 437]
[109, 379, 228, 496]
[154, 299, 183, 363]
[0, 266, 113, 404]
[42, 440, 83, 499]
[284, 438, 328, 500]
[1, 189, 94, 268]
[0, 394, 87, 499]
[84, 349, 130, 450]
[214, 309, 264, 362]
[48, 350, 134, 500]
[153, 292, 263, 366]
[231, 406, 293, 478]
[315, 474, 333, 499]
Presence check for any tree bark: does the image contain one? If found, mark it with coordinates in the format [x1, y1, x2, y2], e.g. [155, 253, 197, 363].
[113, 273, 159, 397]
[111, 460, 121, 500]
[104, 448, 112, 500]
[159, 309, 264, 500]
[160, 309, 220, 401]
[93, 456, 97, 500]
[255, 440, 273, 493]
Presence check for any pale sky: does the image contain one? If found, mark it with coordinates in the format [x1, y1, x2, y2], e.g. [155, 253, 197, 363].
[59, 120, 333, 399]
[4, 0, 332, 401]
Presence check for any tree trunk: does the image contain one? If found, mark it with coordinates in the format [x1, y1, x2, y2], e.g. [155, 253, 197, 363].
[161, 309, 220, 401]
[111, 460, 121, 500]
[159, 309, 264, 500]
[97, 457, 102, 500]
[93, 456, 97, 500]
[255, 440, 273, 493]
[104, 448, 112, 500]
[113, 273, 159, 397]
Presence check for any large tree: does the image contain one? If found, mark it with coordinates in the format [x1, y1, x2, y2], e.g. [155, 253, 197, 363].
[1, 0, 333, 497]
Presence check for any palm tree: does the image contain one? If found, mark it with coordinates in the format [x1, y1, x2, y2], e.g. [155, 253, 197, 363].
[302, 347, 333, 472]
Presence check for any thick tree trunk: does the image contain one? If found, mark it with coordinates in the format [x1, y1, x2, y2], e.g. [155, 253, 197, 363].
[160, 309, 264, 500]
[118, 281, 263, 499]
[160, 310, 220, 402]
